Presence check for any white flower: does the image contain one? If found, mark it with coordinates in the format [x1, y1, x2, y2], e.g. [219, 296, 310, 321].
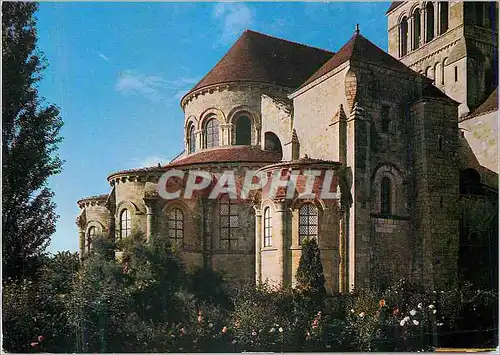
[359, 312, 365, 318]
[428, 304, 435, 309]
[433, 309, 437, 314]
[437, 322, 444, 327]
[417, 303, 423, 309]
[350, 309, 355, 313]
[404, 316, 410, 322]
[400, 320, 406, 326]
[278, 327, 283, 333]
[269, 327, 276, 333]
[410, 309, 417, 316]
[413, 320, 419, 326]
[208, 322, 214, 328]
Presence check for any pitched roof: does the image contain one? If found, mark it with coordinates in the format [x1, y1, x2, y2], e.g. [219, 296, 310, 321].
[185, 30, 334, 97]
[419, 83, 459, 104]
[168, 145, 282, 167]
[298, 31, 424, 91]
[386, 2, 404, 14]
[466, 87, 498, 119]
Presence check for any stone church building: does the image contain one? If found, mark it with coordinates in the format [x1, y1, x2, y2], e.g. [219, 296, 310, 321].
[77, 1, 498, 293]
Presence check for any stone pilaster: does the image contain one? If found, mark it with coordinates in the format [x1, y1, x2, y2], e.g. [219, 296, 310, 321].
[144, 198, 157, 243]
[338, 209, 347, 293]
[76, 212, 86, 259]
[254, 205, 262, 284]
[275, 201, 286, 286]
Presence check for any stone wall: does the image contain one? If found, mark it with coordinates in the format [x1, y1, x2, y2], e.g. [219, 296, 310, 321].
[291, 64, 349, 162]
[459, 111, 498, 173]
[409, 98, 460, 289]
[183, 84, 290, 151]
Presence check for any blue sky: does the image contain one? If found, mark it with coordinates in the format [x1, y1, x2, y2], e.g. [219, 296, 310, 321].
[36, 2, 390, 253]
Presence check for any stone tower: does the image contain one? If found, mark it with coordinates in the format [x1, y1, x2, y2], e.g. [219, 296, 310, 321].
[386, 1, 498, 116]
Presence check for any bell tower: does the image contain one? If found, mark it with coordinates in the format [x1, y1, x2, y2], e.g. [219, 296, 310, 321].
[386, 1, 498, 116]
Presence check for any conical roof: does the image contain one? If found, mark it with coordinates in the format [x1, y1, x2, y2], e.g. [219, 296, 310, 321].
[298, 31, 425, 91]
[185, 30, 334, 97]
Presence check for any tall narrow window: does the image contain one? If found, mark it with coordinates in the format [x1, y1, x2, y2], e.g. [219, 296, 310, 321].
[381, 177, 392, 215]
[263, 207, 272, 247]
[219, 195, 238, 250]
[235, 115, 252, 145]
[205, 118, 219, 148]
[426, 2, 435, 42]
[413, 9, 421, 50]
[439, 2, 449, 34]
[87, 226, 96, 252]
[188, 125, 196, 153]
[454, 66, 458, 82]
[120, 209, 131, 239]
[299, 203, 318, 245]
[400, 17, 408, 57]
[381, 105, 390, 132]
[168, 208, 184, 246]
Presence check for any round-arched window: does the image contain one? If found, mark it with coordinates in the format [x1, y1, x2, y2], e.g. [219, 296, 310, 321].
[120, 209, 131, 239]
[299, 203, 318, 244]
[205, 118, 220, 148]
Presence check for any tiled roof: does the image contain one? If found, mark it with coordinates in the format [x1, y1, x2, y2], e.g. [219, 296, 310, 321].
[386, 2, 404, 14]
[185, 30, 334, 97]
[168, 146, 282, 167]
[298, 31, 423, 91]
[466, 88, 498, 119]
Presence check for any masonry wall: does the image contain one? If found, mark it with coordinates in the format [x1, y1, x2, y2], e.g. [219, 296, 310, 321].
[261, 94, 292, 160]
[409, 99, 460, 289]
[183, 85, 290, 150]
[292, 65, 349, 161]
[459, 111, 499, 173]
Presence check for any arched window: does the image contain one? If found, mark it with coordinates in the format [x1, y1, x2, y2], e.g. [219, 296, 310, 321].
[87, 226, 96, 252]
[435, 62, 442, 85]
[120, 209, 131, 239]
[204, 118, 219, 148]
[264, 132, 283, 157]
[188, 125, 196, 153]
[263, 207, 272, 247]
[219, 195, 239, 250]
[413, 8, 421, 50]
[426, 2, 435, 42]
[299, 203, 318, 244]
[168, 208, 184, 246]
[439, 1, 449, 34]
[235, 115, 252, 145]
[400, 17, 408, 57]
[381, 177, 392, 215]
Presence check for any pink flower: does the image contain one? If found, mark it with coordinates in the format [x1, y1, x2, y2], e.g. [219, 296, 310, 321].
[30, 342, 39, 348]
[197, 315, 202, 323]
[37, 335, 45, 342]
[251, 330, 257, 336]
[221, 326, 228, 333]
[312, 319, 319, 328]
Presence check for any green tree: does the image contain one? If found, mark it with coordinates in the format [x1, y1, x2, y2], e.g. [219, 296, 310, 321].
[66, 236, 133, 353]
[2, 1, 64, 279]
[2, 251, 80, 352]
[296, 237, 326, 296]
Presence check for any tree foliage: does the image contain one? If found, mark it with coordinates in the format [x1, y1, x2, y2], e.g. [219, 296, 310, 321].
[3, 251, 79, 352]
[2, 1, 64, 279]
[296, 237, 326, 296]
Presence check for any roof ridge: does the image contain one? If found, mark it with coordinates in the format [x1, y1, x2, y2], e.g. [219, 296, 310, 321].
[244, 29, 334, 54]
[297, 31, 424, 91]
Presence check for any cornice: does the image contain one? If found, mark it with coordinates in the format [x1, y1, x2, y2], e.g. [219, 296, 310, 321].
[181, 81, 292, 110]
